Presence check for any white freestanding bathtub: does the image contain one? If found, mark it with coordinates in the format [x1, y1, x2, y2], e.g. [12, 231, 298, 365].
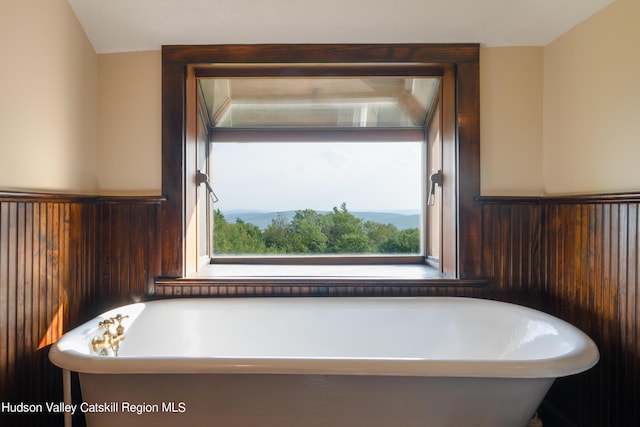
[49, 297, 599, 427]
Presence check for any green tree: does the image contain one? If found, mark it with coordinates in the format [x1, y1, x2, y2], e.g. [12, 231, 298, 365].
[364, 221, 399, 251]
[379, 228, 420, 253]
[322, 203, 369, 253]
[333, 232, 372, 253]
[214, 210, 267, 254]
[215, 204, 420, 256]
[213, 210, 232, 253]
[288, 209, 327, 253]
[263, 213, 290, 252]
[228, 219, 266, 253]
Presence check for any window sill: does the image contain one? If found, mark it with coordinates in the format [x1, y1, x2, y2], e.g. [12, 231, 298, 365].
[155, 264, 488, 287]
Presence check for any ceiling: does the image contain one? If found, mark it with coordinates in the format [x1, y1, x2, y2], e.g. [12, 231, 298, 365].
[67, 0, 615, 54]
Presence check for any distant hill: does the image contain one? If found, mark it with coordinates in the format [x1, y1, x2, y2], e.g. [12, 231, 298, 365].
[221, 210, 420, 231]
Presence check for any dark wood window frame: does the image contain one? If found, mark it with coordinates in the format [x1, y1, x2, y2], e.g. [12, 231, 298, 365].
[160, 44, 481, 281]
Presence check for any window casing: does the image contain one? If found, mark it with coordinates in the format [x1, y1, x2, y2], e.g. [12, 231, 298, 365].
[161, 44, 481, 281]
[197, 71, 440, 263]
[196, 70, 441, 267]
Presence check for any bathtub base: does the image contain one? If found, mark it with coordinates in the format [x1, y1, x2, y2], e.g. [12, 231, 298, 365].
[79, 373, 553, 427]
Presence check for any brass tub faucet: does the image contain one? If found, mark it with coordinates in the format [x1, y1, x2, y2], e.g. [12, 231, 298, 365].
[91, 314, 129, 356]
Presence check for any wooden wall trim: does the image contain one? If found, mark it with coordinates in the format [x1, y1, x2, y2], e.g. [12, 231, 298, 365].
[95, 195, 166, 205]
[155, 277, 488, 288]
[163, 43, 480, 64]
[456, 61, 482, 278]
[476, 195, 543, 205]
[477, 192, 640, 205]
[539, 192, 640, 204]
[162, 43, 482, 280]
[155, 281, 500, 303]
[155, 280, 488, 299]
[0, 191, 166, 205]
[0, 191, 97, 203]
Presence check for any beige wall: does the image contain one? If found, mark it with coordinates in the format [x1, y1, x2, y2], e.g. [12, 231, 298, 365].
[543, 0, 640, 194]
[91, 4, 640, 196]
[2, 1, 636, 196]
[0, 0, 97, 192]
[480, 0, 640, 196]
[97, 47, 547, 196]
[97, 51, 161, 194]
[480, 47, 544, 195]
[87, 0, 640, 196]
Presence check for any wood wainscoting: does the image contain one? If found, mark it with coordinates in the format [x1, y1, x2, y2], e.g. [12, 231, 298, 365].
[0, 192, 163, 427]
[0, 193, 95, 426]
[481, 194, 640, 427]
[539, 195, 640, 426]
[1, 190, 638, 426]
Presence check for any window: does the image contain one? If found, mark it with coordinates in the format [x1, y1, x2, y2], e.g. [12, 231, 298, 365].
[197, 72, 439, 261]
[210, 140, 424, 257]
[161, 44, 481, 281]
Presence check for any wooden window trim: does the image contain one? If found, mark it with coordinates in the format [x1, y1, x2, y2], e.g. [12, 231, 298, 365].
[160, 44, 481, 280]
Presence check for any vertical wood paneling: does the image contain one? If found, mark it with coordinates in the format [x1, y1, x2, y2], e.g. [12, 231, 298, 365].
[95, 199, 162, 312]
[3, 190, 640, 426]
[479, 201, 540, 306]
[540, 198, 640, 427]
[0, 201, 10, 402]
[479, 195, 640, 426]
[1, 193, 162, 426]
[0, 195, 96, 427]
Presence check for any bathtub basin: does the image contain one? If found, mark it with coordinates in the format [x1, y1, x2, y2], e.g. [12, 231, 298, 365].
[49, 297, 599, 427]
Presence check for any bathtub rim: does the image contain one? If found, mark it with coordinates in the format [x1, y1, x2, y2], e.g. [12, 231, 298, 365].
[48, 297, 600, 379]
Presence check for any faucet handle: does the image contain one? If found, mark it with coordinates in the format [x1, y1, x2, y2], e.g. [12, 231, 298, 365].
[98, 319, 114, 331]
[111, 314, 129, 324]
[111, 314, 129, 336]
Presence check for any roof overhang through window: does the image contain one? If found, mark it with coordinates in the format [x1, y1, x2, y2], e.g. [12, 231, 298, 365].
[198, 70, 440, 130]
